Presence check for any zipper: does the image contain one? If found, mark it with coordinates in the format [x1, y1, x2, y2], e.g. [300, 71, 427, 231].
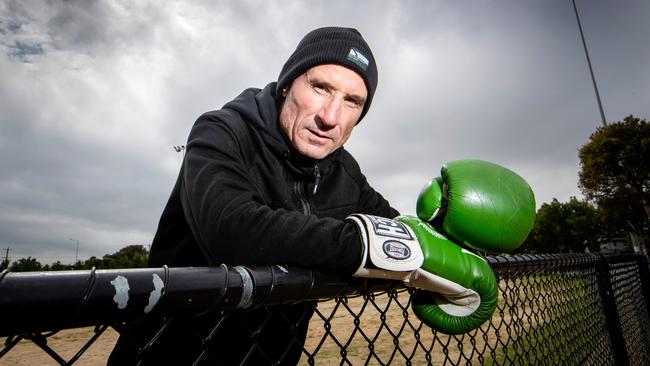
[294, 181, 311, 215]
[313, 164, 321, 195]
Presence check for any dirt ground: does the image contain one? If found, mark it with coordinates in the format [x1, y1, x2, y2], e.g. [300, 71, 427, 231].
[0, 291, 507, 365]
[0, 327, 119, 366]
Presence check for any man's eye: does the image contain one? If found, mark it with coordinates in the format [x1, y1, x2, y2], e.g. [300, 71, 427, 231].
[345, 99, 363, 109]
[312, 84, 327, 93]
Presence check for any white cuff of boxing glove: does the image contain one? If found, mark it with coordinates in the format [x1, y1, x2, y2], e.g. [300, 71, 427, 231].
[346, 214, 424, 277]
[407, 269, 481, 316]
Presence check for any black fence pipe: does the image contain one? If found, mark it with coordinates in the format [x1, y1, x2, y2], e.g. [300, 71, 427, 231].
[486, 253, 602, 274]
[0, 266, 225, 335]
[596, 255, 630, 366]
[0, 265, 386, 336]
[1, 253, 648, 341]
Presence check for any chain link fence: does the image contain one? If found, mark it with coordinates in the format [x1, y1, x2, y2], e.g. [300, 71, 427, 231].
[1, 253, 649, 365]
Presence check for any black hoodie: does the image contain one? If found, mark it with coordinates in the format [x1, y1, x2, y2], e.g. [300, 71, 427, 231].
[109, 83, 398, 365]
[148, 82, 398, 273]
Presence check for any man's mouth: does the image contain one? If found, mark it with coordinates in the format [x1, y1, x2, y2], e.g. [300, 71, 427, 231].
[308, 129, 332, 143]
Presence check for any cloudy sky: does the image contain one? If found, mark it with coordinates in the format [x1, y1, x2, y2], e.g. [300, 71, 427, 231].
[1, 0, 648, 264]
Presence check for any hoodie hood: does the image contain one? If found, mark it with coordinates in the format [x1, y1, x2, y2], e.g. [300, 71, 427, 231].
[222, 82, 286, 150]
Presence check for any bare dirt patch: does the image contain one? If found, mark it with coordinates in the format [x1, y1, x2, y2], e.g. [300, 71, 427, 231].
[1, 327, 118, 366]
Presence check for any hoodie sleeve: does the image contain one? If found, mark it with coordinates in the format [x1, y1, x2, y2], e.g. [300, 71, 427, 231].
[178, 111, 363, 275]
[336, 148, 400, 219]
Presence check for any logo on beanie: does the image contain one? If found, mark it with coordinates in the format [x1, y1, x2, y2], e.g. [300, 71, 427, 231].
[347, 47, 369, 71]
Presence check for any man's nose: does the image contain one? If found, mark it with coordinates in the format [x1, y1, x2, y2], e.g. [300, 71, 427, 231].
[316, 97, 341, 128]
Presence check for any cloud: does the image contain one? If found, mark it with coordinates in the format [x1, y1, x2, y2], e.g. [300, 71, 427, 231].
[1, 0, 649, 264]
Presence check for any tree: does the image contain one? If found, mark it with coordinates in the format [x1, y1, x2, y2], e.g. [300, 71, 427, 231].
[78, 256, 106, 270]
[517, 197, 605, 254]
[49, 260, 72, 271]
[103, 244, 149, 268]
[578, 115, 650, 244]
[9, 257, 43, 272]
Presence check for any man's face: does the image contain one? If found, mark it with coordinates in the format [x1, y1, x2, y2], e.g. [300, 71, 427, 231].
[279, 64, 367, 160]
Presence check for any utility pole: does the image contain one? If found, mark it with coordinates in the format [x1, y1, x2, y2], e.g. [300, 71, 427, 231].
[2, 247, 10, 262]
[1, 247, 11, 270]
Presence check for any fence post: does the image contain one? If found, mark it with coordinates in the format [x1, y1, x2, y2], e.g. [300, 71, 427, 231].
[595, 255, 629, 366]
[635, 255, 650, 321]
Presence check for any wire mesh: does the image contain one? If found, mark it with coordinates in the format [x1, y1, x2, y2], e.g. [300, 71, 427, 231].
[608, 259, 650, 366]
[1, 254, 648, 365]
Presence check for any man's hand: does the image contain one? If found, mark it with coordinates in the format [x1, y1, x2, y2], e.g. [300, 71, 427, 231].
[347, 214, 498, 334]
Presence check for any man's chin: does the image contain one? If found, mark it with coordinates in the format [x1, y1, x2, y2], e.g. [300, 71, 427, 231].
[296, 144, 332, 160]
[303, 151, 329, 160]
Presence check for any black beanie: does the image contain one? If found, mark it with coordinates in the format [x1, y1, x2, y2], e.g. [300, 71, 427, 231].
[276, 26, 378, 123]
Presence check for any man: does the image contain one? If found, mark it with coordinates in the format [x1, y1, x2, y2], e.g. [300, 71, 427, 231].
[110, 26, 398, 365]
[109, 26, 533, 365]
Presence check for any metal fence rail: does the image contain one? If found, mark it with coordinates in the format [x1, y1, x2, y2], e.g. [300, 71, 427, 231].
[1, 253, 649, 365]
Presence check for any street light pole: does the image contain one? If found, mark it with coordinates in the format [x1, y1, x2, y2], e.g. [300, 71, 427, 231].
[572, 0, 607, 127]
[69, 238, 79, 263]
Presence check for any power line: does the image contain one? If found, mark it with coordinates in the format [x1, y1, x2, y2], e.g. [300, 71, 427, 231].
[572, 0, 607, 127]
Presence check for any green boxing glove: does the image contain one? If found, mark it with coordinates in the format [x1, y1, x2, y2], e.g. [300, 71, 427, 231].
[347, 214, 498, 334]
[416, 159, 536, 253]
